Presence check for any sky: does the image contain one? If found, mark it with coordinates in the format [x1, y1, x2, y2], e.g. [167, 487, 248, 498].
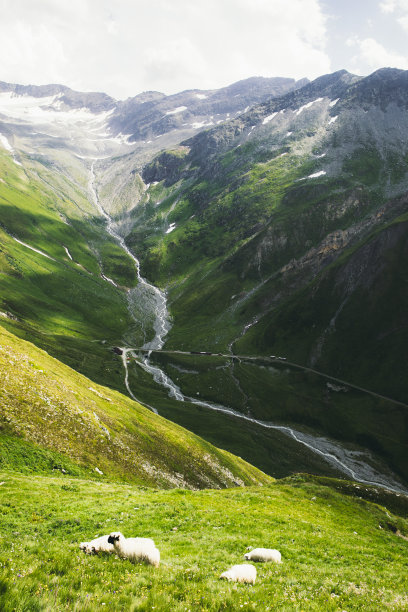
[0, 0, 408, 99]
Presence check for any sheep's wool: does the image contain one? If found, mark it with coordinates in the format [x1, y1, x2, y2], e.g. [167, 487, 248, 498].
[244, 548, 282, 563]
[220, 564, 256, 584]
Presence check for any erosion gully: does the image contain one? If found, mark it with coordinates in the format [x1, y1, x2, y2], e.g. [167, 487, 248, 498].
[89, 163, 408, 495]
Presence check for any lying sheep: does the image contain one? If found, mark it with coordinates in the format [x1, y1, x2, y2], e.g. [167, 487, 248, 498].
[107, 531, 160, 567]
[244, 548, 281, 563]
[220, 564, 256, 584]
[79, 535, 115, 555]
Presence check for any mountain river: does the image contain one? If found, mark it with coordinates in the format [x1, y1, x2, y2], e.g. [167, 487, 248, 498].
[89, 163, 408, 495]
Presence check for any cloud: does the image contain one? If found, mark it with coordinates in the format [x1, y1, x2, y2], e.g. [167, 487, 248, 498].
[380, 0, 397, 12]
[347, 36, 408, 72]
[0, 0, 331, 98]
[379, 0, 408, 30]
[380, 0, 408, 12]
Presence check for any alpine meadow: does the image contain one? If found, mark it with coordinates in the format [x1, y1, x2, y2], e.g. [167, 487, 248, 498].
[0, 62, 408, 610]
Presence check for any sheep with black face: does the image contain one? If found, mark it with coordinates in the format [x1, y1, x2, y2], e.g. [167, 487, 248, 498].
[107, 531, 160, 567]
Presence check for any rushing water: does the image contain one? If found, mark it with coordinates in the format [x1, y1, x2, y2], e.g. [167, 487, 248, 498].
[89, 163, 408, 495]
[89, 163, 183, 406]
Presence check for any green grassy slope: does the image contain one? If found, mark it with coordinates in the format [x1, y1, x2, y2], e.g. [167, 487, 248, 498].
[0, 472, 407, 610]
[237, 216, 408, 401]
[0, 150, 139, 391]
[121, 148, 408, 484]
[0, 143, 358, 484]
[0, 324, 271, 489]
[117, 74, 408, 484]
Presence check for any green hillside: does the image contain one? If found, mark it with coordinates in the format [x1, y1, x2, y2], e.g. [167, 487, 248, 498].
[0, 472, 407, 610]
[115, 71, 408, 486]
[0, 136, 369, 486]
[0, 324, 271, 489]
[0, 149, 138, 392]
[1, 70, 408, 491]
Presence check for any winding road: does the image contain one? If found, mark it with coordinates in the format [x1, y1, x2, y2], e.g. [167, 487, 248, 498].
[88, 163, 408, 496]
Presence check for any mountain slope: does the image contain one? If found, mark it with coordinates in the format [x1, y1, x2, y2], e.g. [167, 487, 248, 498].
[0, 471, 407, 610]
[0, 323, 271, 488]
[117, 68, 408, 486]
[1, 70, 407, 490]
[0, 144, 140, 391]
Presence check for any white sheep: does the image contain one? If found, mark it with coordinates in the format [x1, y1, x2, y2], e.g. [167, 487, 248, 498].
[107, 531, 160, 567]
[244, 548, 282, 563]
[79, 535, 115, 555]
[220, 564, 256, 584]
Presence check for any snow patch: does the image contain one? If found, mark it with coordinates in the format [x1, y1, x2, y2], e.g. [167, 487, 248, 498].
[195, 93, 207, 100]
[262, 112, 277, 125]
[328, 116, 338, 125]
[308, 170, 326, 179]
[0, 92, 131, 154]
[64, 246, 73, 261]
[75, 154, 111, 160]
[0, 133, 22, 165]
[165, 223, 176, 234]
[0, 92, 113, 127]
[295, 97, 323, 116]
[329, 98, 340, 107]
[101, 273, 118, 287]
[111, 132, 134, 145]
[165, 106, 187, 115]
[0, 133, 13, 152]
[191, 121, 214, 129]
[286, 131, 292, 137]
[12, 237, 52, 259]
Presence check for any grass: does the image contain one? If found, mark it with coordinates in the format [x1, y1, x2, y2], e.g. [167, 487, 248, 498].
[148, 351, 408, 484]
[0, 150, 140, 391]
[0, 323, 272, 489]
[0, 472, 407, 611]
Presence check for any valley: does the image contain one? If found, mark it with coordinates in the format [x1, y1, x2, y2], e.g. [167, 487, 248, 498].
[0, 70, 408, 491]
[1, 67, 408, 611]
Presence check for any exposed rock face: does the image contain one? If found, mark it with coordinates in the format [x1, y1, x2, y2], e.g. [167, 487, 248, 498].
[109, 76, 308, 141]
[142, 148, 190, 186]
[0, 80, 116, 112]
[118, 67, 408, 411]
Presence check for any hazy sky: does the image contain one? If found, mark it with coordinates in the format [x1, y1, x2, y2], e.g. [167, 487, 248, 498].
[1, 0, 408, 99]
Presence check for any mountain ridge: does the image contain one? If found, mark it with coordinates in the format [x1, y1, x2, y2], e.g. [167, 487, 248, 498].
[1, 67, 408, 490]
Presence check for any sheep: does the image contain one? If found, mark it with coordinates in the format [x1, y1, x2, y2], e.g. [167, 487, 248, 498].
[244, 548, 282, 563]
[220, 564, 256, 584]
[107, 531, 160, 567]
[79, 535, 115, 555]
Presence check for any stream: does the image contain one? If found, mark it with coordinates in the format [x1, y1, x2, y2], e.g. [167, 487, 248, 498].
[89, 163, 408, 495]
